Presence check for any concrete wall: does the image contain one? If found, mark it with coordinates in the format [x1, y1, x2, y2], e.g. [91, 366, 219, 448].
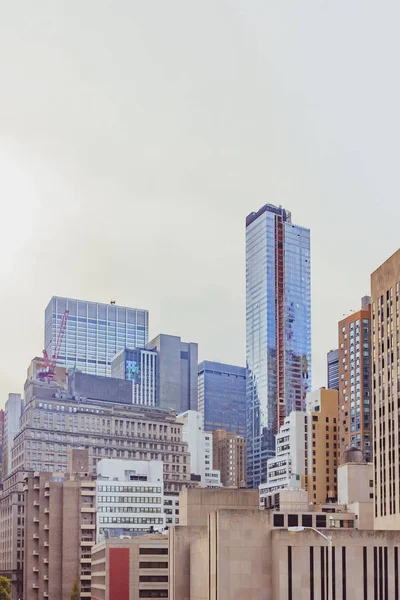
[169, 525, 206, 600]
[338, 462, 373, 504]
[179, 487, 259, 527]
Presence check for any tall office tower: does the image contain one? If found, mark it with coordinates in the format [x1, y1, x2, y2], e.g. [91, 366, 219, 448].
[111, 348, 158, 406]
[327, 349, 339, 390]
[371, 249, 400, 529]
[3, 393, 23, 477]
[338, 297, 372, 464]
[96, 459, 164, 540]
[146, 334, 198, 413]
[23, 449, 96, 600]
[306, 388, 339, 505]
[177, 411, 221, 487]
[246, 204, 311, 488]
[212, 429, 247, 488]
[44, 296, 149, 377]
[197, 361, 246, 437]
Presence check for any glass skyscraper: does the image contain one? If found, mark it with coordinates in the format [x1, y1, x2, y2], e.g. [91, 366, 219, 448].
[45, 297, 149, 377]
[198, 361, 246, 437]
[246, 204, 311, 489]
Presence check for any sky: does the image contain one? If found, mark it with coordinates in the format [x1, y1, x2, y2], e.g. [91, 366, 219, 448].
[1, 0, 400, 403]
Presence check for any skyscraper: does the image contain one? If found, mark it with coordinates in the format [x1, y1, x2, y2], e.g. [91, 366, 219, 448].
[246, 204, 311, 488]
[327, 349, 339, 390]
[197, 361, 246, 437]
[338, 297, 372, 464]
[371, 249, 400, 529]
[44, 296, 149, 377]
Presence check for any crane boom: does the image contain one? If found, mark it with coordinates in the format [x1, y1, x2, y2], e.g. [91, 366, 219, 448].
[38, 309, 69, 381]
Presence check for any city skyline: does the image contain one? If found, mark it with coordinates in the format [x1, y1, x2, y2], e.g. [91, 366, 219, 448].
[2, 2, 400, 405]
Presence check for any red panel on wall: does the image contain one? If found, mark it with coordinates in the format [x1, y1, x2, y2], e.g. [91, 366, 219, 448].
[109, 547, 130, 600]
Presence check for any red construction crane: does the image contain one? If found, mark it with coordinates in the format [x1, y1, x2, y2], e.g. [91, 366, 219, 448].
[38, 309, 69, 381]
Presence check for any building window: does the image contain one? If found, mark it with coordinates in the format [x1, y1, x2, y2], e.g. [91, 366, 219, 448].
[273, 514, 284, 527]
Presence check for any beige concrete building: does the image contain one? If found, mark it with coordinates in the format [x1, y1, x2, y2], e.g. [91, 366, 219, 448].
[12, 380, 190, 495]
[178, 487, 259, 527]
[23, 449, 95, 600]
[337, 459, 374, 530]
[306, 388, 339, 505]
[91, 534, 168, 600]
[212, 429, 246, 487]
[0, 470, 27, 600]
[169, 488, 400, 600]
[371, 248, 400, 529]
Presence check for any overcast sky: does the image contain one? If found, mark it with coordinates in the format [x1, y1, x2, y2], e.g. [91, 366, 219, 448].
[1, 1, 400, 403]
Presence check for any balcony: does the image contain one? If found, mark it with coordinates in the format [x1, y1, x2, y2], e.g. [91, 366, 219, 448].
[81, 490, 95, 496]
[32, 583, 39, 589]
[45, 482, 50, 489]
[33, 534, 39, 540]
[81, 523, 95, 530]
[43, 575, 48, 581]
[80, 593, 91, 598]
[33, 501, 40, 507]
[43, 558, 48, 564]
[32, 567, 39, 573]
[81, 506, 96, 513]
[34, 484, 40, 490]
[44, 491, 50, 497]
[44, 542, 49, 547]
[44, 508, 49, 514]
[33, 517, 39, 523]
[23, 485, 28, 492]
[80, 574, 91, 581]
[44, 525, 49, 530]
[80, 541, 95, 547]
[33, 551, 39, 556]
[80, 558, 91, 564]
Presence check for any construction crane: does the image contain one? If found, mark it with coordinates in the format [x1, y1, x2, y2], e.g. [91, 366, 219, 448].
[38, 309, 69, 381]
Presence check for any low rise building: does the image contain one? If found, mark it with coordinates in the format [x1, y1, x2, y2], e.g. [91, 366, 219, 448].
[96, 459, 164, 541]
[169, 487, 400, 600]
[91, 534, 168, 600]
[212, 429, 246, 487]
[23, 449, 95, 600]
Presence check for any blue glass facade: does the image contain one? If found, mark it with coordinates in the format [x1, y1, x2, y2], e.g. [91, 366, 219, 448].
[45, 297, 149, 377]
[198, 361, 246, 437]
[246, 205, 311, 489]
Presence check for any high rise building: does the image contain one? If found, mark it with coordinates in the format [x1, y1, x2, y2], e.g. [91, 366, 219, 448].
[212, 429, 246, 488]
[371, 249, 400, 529]
[3, 393, 23, 478]
[338, 297, 372, 463]
[306, 388, 339, 505]
[146, 334, 198, 413]
[197, 361, 246, 437]
[12, 380, 190, 495]
[327, 349, 339, 390]
[177, 411, 221, 488]
[23, 449, 96, 600]
[246, 204, 311, 488]
[96, 459, 164, 540]
[44, 296, 149, 377]
[111, 348, 157, 406]
[259, 410, 306, 502]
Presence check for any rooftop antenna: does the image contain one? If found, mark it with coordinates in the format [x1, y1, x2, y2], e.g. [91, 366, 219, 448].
[110, 300, 116, 305]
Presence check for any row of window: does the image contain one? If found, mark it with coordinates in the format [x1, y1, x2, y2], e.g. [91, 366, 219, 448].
[98, 485, 161, 493]
[98, 496, 162, 504]
[99, 517, 163, 524]
[98, 506, 162, 513]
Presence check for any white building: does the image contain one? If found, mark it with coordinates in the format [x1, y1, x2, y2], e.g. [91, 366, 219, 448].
[259, 411, 306, 505]
[96, 459, 164, 540]
[177, 410, 221, 487]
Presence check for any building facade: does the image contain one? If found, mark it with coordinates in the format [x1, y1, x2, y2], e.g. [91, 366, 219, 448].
[178, 411, 221, 488]
[23, 449, 95, 600]
[44, 296, 149, 377]
[327, 349, 339, 390]
[111, 348, 157, 406]
[146, 334, 198, 413]
[91, 535, 168, 600]
[212, 429, 246, 488]
[197, 361, 246, 437]
[260, 410, 306, 499]
[4, 393, 23, 478]
[306, 388, 339, 505]
[338, 296, 372, 463]
[96, 459, 164, 540]
[371, 249, 400, 529]
[0, 470, 26, 600]
[12, 380, 190, 496]
[246, 204, 311, 488]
